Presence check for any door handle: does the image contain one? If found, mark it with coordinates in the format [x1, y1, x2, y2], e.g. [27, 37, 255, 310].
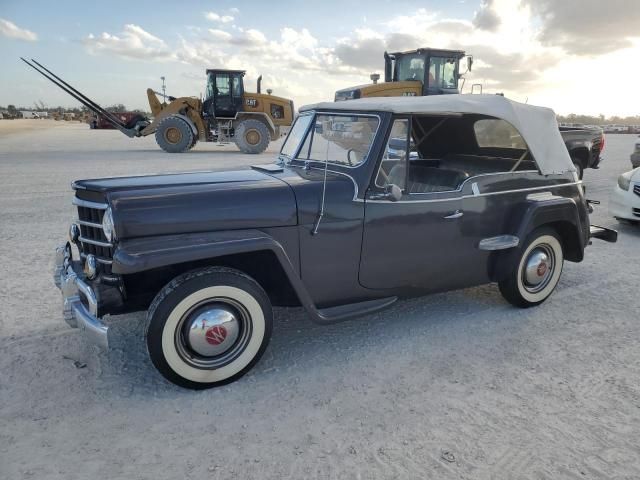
[444, 210, 463, 219]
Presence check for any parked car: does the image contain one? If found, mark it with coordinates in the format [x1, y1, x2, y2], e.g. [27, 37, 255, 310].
[559, 125, 605, 179]
[610, 167, 640, 223]
[631, 137, 640, 169]
[53, 95, 617, 389]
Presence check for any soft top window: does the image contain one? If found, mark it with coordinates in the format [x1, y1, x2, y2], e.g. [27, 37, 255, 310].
[474, 119, 527, 149]
[374, 113, 539, 196]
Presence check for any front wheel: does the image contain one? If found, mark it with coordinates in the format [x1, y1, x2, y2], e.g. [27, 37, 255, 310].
[155, 115, 194, 153]
[498, 228, 564, 308]
[146, 267, 273, 389]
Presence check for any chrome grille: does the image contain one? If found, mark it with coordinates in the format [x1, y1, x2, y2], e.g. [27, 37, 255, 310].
[73, 197, 113, 274]
[633, 183, 640, 197]
[633, 208, 640, 218]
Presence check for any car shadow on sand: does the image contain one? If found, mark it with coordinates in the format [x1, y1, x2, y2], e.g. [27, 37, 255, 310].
[96, 283, 518, 397]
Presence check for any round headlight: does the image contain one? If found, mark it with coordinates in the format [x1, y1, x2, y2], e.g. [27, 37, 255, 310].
[102, 206, 116, 242]
[617, 172, 632, 191]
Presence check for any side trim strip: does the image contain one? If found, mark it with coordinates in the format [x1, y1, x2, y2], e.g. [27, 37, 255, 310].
[365, 181, 581, 204]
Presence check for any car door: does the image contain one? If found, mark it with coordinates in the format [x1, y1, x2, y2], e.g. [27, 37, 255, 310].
[358, 117, 475, 292]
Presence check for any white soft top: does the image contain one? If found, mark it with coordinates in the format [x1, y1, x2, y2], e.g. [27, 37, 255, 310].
[301, 94, 574, 175]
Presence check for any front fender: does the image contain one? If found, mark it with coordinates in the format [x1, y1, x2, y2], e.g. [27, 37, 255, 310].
[111, 229, 376, 325]
[113, 229, 288, 275]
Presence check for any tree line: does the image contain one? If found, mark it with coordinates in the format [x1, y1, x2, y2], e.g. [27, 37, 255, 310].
[557, 113, 640, 126]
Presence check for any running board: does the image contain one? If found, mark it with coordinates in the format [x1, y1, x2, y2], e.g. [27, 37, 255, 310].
[314, 297, 398, 324]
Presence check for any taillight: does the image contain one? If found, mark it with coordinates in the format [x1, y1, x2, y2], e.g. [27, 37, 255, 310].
[600, 133, 605, 153]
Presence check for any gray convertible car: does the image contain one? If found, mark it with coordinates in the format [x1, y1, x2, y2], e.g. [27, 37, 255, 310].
[55, 94, 616, 389]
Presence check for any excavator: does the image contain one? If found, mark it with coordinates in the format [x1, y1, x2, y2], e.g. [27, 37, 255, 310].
[22, 58, 294, 154]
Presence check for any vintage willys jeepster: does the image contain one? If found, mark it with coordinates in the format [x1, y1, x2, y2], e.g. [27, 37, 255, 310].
[54, 94, 617, 389]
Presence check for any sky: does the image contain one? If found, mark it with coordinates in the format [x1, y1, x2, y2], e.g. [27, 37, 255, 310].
[1, 0, 640, 117]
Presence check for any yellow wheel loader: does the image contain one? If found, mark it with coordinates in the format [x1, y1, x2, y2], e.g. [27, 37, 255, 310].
[22, 59, 294, 154]
[334, 48, 472, 101]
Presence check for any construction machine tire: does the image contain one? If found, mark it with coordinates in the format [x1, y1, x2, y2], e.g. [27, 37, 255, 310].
[188, 134, 198, 150]
[234, 119, 270, 154]
[155, 116, 194, 153]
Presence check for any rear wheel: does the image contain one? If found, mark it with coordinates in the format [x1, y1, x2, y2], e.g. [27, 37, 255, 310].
[146, 267, 273, 389]
[234, 119, 270, 154]
[155, 116, 194, 153]
[498, 227, 564, 308]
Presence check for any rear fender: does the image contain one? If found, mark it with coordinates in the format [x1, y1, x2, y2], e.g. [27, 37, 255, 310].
[490, 194, 587, 281]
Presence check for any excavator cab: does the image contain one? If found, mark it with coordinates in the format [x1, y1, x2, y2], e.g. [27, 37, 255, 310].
[204, 69, 245, 118]
[385, 48, 467, 95]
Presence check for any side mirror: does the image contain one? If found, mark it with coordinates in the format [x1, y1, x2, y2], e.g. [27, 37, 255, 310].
[467, 55, 473, 72]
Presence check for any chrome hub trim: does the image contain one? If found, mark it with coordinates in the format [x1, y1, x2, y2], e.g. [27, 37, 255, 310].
[175, 298, 252, 369]
[522, 245, 555, 293]
[184, 304, 241, 357]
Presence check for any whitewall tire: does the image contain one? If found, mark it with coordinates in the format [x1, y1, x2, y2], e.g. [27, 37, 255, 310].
[146, 267, 273, 389]
[499, 228, 564, 308]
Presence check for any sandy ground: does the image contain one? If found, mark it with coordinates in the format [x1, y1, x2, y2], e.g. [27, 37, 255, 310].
[0, 118, 80, 137]
[1, 123, 639, 479]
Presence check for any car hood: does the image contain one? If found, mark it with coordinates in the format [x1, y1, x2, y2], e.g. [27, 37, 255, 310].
[74, 169, 297, 239]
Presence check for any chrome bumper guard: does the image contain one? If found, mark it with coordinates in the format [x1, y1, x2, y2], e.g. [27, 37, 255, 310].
[54, 244, 109, 349]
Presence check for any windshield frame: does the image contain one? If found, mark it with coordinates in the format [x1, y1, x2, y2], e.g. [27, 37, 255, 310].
[281, 110, 382, 170]
[279, 112, 314, 162]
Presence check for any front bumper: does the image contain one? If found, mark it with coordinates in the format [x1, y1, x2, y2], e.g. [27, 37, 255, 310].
[54, 244, 109, 349]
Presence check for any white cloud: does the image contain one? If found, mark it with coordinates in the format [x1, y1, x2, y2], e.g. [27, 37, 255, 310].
[0, 18, 37, 41]
[208, 29, 232, 42]
[205, 12, 234, 23]
[83, 24, 174, 61]
[76, 4, 640, 116]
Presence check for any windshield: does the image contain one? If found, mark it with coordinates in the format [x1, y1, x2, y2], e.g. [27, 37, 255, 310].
[280, 114, 313, 159]
[395, 54, 425, 82]
[296, 114, 379, 167]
